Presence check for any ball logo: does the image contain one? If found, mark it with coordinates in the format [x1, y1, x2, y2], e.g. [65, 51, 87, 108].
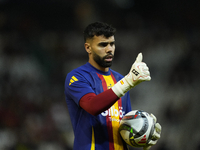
[123, 115, 134, 120]
[138, 135, 147, 144]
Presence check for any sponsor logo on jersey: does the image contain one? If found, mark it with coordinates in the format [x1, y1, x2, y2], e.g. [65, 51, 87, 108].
[101, 106, 125, 122]
[69, 76, 78, 85]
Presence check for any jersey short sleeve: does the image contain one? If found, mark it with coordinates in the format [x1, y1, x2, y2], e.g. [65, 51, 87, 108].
[65, 70, 95, 106]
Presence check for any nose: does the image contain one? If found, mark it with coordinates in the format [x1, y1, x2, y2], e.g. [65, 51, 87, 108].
[106, 44, 114, 53]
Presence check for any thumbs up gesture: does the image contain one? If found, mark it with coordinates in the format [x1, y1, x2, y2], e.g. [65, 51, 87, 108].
[112, 53, 151, 97]
[125, 53, 151, 87]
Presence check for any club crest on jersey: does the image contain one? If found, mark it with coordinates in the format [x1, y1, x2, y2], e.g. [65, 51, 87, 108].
[107, 84, 112, 89]
[69, 76, 78, 85]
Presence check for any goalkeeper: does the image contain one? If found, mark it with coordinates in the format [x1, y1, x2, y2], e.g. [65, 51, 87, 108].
[64, 22, 161, 150]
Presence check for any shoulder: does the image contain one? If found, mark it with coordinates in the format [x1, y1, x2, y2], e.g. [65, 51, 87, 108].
[66, 63, 90, 81]
[65, 63, 99, 86]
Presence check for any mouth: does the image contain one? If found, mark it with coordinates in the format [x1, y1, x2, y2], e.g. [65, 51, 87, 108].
[104, 55, 113, 62]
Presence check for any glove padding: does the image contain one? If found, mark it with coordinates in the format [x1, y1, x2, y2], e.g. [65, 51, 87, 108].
[143, 114, 162, 150]
[112, 53, 151, 97]
[124, 53, 151, 87]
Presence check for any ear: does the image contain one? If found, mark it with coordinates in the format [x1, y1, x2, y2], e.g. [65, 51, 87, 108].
[85, 43, 91, 54]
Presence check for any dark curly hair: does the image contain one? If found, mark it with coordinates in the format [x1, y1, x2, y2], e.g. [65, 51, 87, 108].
[83, 22, 116, 42]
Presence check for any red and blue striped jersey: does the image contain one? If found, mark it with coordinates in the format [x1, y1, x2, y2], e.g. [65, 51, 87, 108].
[65, 62, 132, 150]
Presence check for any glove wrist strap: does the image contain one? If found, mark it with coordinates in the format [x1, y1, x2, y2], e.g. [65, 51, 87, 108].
[112, 76, 133, 97]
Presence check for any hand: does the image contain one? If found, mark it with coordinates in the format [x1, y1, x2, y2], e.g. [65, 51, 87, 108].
[124, 53, 151, 87]
[112, 53, 151, 97]
[143, 114, 162, 150]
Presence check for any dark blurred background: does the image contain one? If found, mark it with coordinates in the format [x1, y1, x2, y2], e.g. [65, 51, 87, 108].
[0, 0, 200, 150]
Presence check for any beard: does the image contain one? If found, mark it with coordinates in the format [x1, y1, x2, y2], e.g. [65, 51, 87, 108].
[93, 52, 114, 68]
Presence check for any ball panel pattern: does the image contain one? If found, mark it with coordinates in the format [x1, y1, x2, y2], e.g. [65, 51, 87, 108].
[119, 110, 155, 147]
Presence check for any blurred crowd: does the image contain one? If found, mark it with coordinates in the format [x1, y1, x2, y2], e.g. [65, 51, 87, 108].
[0, 1, 200, 150]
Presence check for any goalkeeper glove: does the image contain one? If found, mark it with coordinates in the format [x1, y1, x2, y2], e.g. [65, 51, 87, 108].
[112, 53, 151, 97]
[143, 114, 162, 150]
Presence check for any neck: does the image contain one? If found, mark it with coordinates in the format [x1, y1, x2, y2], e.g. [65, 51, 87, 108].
[88, 59, 109, 72]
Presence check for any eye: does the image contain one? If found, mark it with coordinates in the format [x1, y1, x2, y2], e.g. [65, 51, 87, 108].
[110, 42, 115, 46]
[99, 42, 108, 47]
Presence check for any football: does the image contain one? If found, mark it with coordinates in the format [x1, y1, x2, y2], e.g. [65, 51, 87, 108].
[119, 110, 155, 147]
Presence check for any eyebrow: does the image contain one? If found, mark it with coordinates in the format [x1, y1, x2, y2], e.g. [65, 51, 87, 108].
[98, 41, 115, 45]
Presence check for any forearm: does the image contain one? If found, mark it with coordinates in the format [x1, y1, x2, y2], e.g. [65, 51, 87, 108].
[79, 89, 119, 116]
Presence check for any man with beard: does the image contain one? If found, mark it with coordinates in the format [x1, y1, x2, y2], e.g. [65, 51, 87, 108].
[64, 22, 161, 150]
